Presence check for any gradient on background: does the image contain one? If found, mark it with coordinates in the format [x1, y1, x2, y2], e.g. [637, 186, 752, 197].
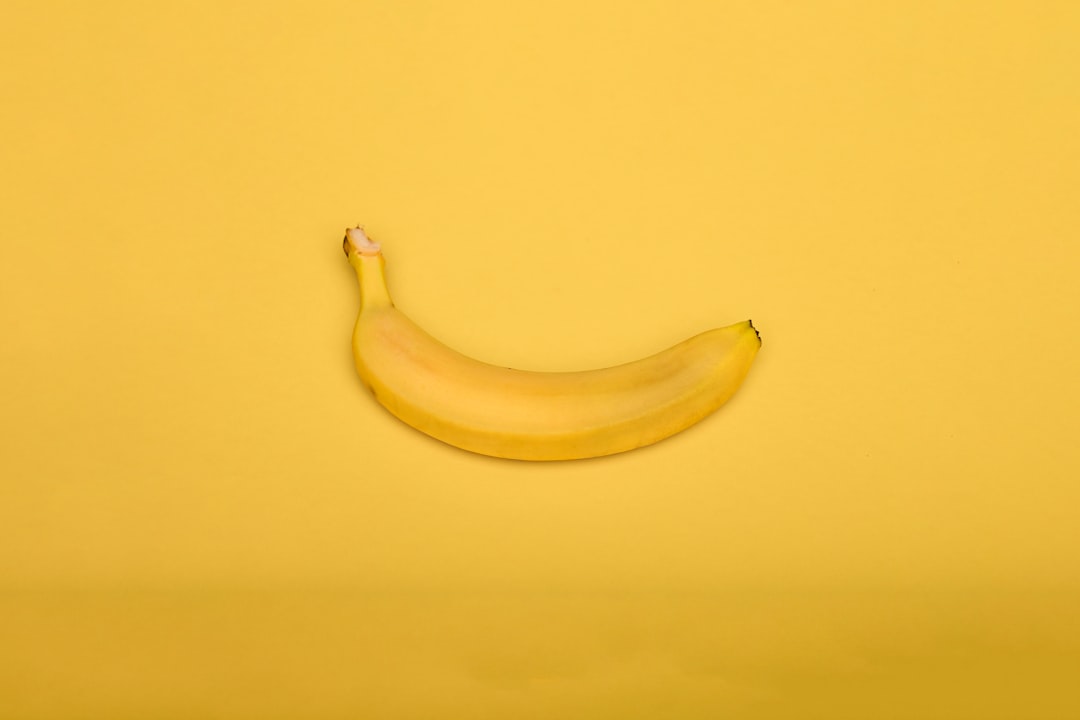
[2, 1, 1078, 718]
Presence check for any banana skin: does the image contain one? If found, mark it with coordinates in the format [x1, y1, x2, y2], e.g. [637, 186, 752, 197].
[344, 226, 760, 461]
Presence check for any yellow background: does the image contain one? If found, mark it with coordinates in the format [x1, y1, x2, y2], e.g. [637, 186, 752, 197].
[2, 1, 1078, 717]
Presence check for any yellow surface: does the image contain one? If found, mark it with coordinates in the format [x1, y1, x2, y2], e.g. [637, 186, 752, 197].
[2, 1, 1078, 717]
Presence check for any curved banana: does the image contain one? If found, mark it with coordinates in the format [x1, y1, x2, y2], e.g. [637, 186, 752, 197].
[344, 226, 760, 461]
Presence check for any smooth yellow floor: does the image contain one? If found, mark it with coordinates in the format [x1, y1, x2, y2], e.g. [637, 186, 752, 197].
[2, 2, 1078, 718]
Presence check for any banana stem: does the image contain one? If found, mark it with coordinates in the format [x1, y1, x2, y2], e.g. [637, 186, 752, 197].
[344, 226, 393, 309]
[346, 226, 381, 255]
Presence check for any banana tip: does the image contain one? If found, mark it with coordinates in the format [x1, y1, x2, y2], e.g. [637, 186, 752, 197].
[345, 225, 382, 256]
[749, 319, 761, 346]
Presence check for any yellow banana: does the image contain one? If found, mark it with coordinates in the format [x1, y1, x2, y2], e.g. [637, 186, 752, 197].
[344, 226, 760, 461]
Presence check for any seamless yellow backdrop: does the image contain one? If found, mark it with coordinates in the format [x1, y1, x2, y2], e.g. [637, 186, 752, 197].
[2, 1, 1078, 718]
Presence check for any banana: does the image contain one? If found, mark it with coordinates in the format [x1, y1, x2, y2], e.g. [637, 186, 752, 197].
[344, 226, 760, 461]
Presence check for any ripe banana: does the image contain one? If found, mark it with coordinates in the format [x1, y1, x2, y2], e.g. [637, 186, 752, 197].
[344, 226, 760, 461]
